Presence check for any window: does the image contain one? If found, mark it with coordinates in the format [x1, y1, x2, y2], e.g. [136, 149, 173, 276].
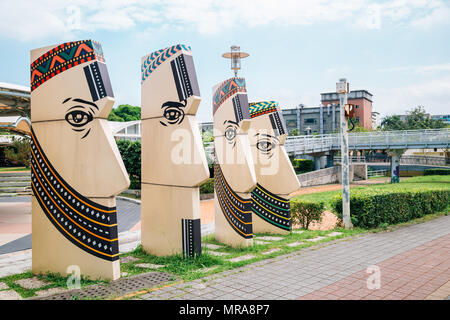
[305, 118, 317, 124]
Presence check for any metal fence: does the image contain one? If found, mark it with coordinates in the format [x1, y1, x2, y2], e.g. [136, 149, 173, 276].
[334, 155, 448, 166]
[285, 128, 450, 155]
[367, 170, 388, 178]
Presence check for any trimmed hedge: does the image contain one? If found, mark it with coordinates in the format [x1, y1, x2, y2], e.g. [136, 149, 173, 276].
[291, 200, 325, 229]
[424, 168, 450, 176]
[200, 178, 214, 194]
[292, 159, 314, 174]
[332, 189, 450, 229]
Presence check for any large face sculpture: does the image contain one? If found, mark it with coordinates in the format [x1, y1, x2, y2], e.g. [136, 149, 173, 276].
[30, 40, 129, 280]
[140, 44, 209, 257]
[248, 101, 300, 234]
[213, 78, 256, 248]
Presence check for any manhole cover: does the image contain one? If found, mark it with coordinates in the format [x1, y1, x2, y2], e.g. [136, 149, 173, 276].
[30, 272, 174, 300]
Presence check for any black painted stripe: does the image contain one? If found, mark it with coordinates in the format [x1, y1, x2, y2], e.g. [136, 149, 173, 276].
[84, 65, 99, 101]
[182, 219, 201, 258]
[214, 163, 253, 239]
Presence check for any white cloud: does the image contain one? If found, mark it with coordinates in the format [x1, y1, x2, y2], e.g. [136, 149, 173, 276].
[373, 76, 450, 116]
[380, 63, 450, 74]
[1, 0, 448, 41]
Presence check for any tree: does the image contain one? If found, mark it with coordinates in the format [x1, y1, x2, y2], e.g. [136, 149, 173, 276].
[405, 106, 431, 130]
[116, 139, 141, 189]
[351, 123, 370, 132]
[108, 104, 141, 122]
[381, 106, 447, 131]
[4, 137, 31, 167]
[381, 115, 404, 131]
[289, 128, 300, 136]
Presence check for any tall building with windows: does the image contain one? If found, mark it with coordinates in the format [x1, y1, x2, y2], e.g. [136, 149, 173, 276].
[282, 104, 341, 135]
[282, 90, 373, 135]
[320, 90, 373, 130]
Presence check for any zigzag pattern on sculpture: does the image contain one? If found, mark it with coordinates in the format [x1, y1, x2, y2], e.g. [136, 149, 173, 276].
[249, 101, 279, 118]
[30, 40, 104, 92]
[141, 44, 191, 83]
[212, 77, 246, 114]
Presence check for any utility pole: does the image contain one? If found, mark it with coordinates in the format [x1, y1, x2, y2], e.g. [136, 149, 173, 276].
[337, 78, 352, 229]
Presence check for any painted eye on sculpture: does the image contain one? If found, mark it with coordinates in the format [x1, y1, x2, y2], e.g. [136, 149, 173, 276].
[65, 110, 93, 128]
[223, 119, 239, 148]
[63, 98, 98, 139]
[256, 139, 275, 153]
[160, 101, 185, 126]
[255, 133, 279, 158]
[225, 126, 237, 142]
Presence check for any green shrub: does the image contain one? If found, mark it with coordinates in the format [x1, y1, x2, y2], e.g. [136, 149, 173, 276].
[200, 178, 214, 194]
[332, 189, 450, 229]
[4, 137, 31, 167]
[116, 139, 141, 189]
[424, 168, 450, 176]
[291, 200, 325, 229]
[292, 159, 314, 174]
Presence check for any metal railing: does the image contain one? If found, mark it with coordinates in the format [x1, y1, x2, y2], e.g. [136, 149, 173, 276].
[285, 128, 450, 155]
[0, 135, 25, 145]
[367, 170, 388, 178]
[334, 155, 448, 166]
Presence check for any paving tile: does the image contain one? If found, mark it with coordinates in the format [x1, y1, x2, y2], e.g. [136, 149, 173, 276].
[254, 240, 271, 245]
[207, 251, 229, 256]
[119, 256, 139, 264]
[0, 290, 22, 300]
[227, 255, 256, 263]
[134, 263, 165, 269]
[305, 236, 326, 242]
[262, 248, 281, 255]
[14, 277, 48, 289]
[0, 282, 8, 290]
[255, 236, 284, 241]
[292, 230, 305, 234]
[286, 241, 305, 247]
[328, 232, 343, 237]
[35, 287, 67, 297]
[202, 243, 224, 250]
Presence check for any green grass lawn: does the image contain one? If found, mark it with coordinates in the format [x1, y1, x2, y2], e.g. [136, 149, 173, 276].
[0, 167, 30, 172]
[294, 175, 450, 209]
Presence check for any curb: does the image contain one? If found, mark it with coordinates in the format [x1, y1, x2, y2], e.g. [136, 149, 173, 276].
[116, 196, 141, 205]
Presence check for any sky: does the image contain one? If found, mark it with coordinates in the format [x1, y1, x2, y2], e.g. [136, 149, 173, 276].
[0, 0, 449, 123]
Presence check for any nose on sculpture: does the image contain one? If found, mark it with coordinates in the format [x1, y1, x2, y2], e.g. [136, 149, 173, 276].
[279, 148, 300, 195]
[99, 120, 131, 196]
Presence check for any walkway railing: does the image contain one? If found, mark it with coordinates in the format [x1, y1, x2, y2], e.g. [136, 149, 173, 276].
[367, 170, 388, 178]
[285, 128, 450, 155]
[334, 155, 448, 166]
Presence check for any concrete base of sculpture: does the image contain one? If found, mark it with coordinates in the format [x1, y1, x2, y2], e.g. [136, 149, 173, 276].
[31, 197, 120, 280]
[141, 184, 201, 257]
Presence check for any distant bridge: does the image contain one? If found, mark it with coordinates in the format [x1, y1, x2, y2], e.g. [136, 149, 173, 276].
[284, 128, 449, 156]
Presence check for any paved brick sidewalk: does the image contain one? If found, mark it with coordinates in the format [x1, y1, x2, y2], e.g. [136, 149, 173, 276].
[299, 234, 450, 300]
[135, 215, 450, 300]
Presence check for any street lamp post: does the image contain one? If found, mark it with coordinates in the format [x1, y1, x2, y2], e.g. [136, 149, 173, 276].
[222, 45, 249, 77]
[337, 78, 352, 229]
